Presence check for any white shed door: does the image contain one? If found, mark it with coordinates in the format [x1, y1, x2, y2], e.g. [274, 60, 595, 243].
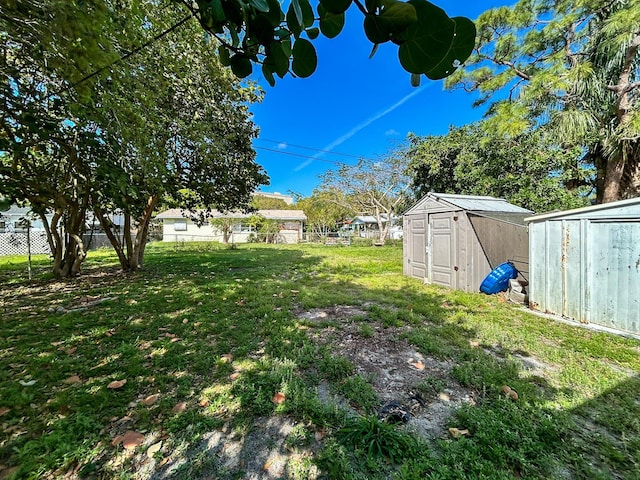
[407, 215, 428, 280]
[430, 212, 457, 289]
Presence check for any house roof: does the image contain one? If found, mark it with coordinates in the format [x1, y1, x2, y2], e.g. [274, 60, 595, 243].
[155, 209, 307, 221]
[525, 197, 640, 223]
[405, 193, 532, 215]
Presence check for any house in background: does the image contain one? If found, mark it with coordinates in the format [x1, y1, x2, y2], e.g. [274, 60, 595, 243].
[403, 193, 532, 292]
[156, 209, 307, 244]
[341, 215, 402, 239]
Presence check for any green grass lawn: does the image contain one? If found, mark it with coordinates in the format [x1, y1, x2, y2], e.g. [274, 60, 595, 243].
[0, 242, 638, 479]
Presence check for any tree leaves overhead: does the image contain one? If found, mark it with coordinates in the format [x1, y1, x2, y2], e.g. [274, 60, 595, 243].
[189, 0, 475, 85]
[318, 5, 345, 39]
[397, 1, 476, 79]
[446, 0, 640, 202]
[292, 38, 317, 77]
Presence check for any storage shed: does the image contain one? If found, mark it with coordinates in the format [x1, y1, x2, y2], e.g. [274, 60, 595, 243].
[527, 198, 640, 335]
[403, 193, 532, 292]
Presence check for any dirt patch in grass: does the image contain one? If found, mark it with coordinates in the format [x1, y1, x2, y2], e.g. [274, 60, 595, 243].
[137, 417, 319, 480]
[300, 306, 477, 439]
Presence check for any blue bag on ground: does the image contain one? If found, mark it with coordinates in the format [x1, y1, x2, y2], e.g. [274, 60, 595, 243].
[480, 261, 518, 294]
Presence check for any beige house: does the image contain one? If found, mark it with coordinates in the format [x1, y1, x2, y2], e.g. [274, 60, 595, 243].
[156, 209, 306, 244]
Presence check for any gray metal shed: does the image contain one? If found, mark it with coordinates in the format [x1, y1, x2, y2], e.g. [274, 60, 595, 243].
[403, 193, 532, 292]
[526, 198, 640, 334]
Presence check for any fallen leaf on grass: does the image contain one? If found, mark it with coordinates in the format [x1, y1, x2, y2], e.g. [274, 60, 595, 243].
[51, 341, 64, 347]
[0, 407, 10, 416]
[501, 385, 518, 401]
[220, 354, 233, 363]
[64, 375, 81, 384]
[172, 402, 187, 413]
[411, 361, 425, 370]
[228, 372, 240, 381]
[170, 337, 181, 343]
[290, 290, 299, 296]
[272, 392, 286, 404]
[143, 394, 159, 406]
[65, 347, 77, 355]
[112, 431, 145, 450]
[107, 379, 127, 389]
[146, 441, 162, 458]
[198, 399, 210, 408]
[18, 380, 36, 386]
[448, 427, 470, 439]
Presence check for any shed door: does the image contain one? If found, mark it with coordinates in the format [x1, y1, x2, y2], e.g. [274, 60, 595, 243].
[430, 212, 457, 289]
[406, 215, 428, 280]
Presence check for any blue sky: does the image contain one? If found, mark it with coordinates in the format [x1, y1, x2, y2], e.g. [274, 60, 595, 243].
[249, 0, 513, 198]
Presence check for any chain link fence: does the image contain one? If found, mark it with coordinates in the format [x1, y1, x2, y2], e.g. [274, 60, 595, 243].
[0, 232, 51, 256]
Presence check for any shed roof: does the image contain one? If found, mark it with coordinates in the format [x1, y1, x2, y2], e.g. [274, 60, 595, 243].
[155, 208, 307, 221]
[405, 193, 532, 215]
[525, 197, 640, 222]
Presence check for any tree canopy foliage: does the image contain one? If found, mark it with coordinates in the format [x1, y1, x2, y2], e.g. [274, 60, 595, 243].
[186, 0, 476, 85]
[0, 0, 266, 276]
[295, 188, 355, 236]
[407, 124, 593, 213]
[446, 0, 640, 203]
[319, 153, 410, 242]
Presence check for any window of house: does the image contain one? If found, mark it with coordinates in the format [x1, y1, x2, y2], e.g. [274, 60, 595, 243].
[0, 220, 5, 232]
[231, 223, 254, 233]
[174, 220, 187, 231]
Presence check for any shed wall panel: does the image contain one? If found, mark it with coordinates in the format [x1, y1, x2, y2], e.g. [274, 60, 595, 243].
[468, 214, 530, 281]
[588, 221, 640, 333]
[529, 213, 640, 335]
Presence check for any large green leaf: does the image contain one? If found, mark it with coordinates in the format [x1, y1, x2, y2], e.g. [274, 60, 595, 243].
[267, 41, 290, 77]
[319, 0, 352, 14]
[262, 63, 276, 86]
[230, 54, 253, 77]
[292, 38, 317, 77]
[318, 5, 345, 38]
[286, 3, 303, 37]
[290, 0, 314, 28]
[422, 16, 475, 79]
[364, 15, 391, 44]
[364, 2, 416, 45]
[397, 0, 474, 78]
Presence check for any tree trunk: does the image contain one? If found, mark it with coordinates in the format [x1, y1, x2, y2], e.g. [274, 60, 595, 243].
[94, 206, 130, 270]
[130, 195, 159, 271]
[602, 156, 624, 203]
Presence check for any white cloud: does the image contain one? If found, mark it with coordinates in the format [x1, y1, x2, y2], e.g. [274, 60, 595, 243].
[385, 129, 400, 136]
[277, 142, 287, 149]
[294, 86, 428, 172]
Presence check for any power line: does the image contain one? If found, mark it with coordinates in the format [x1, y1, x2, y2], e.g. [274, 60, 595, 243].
[255, 138, 375, 161]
